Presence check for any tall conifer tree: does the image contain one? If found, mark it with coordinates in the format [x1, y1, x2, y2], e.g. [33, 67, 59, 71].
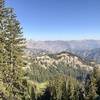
[0, 0, 29, 99]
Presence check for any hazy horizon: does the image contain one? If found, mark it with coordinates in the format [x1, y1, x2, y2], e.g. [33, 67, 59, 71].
[27, 39, 100, 41]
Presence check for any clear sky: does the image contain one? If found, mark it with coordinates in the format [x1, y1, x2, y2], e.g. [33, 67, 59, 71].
[6, 0, 100, 40]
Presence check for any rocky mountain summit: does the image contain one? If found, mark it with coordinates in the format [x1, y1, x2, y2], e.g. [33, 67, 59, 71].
[32, 52, 93, 71]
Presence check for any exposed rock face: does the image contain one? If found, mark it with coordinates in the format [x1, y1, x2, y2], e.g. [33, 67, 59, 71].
[32, 52, 93, 71]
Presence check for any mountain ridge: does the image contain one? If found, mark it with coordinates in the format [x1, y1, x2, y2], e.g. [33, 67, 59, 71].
[26, 40, 100, 64]
[26, 40, 100, 51]
[26, 51, 94, 82]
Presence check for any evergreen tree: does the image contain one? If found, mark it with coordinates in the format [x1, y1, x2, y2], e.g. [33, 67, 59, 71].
[85, 72, 97, 100]
[66, 77, 75, 100]
[0, 0, 29, 99]
[31, 87, 36, 100]
[61, 80, 67, 100]
[0, 0, 10, 98]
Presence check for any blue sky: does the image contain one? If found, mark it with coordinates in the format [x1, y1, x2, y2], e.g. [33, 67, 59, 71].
[6, 0, 100, 40]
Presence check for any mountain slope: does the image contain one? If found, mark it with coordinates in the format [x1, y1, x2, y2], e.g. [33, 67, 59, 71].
[26, 52, 93, 82]
[72, 48, 100, 64]
[85, 48, 100, 64]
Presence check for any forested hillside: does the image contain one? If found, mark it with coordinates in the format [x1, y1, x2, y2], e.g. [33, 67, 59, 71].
[0, 0, 100, 100]
[26, 52, 93, 82]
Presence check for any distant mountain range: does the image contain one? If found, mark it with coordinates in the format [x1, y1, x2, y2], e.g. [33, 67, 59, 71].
[26, 40, 100, 64]
[72, 48, 100, 64]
